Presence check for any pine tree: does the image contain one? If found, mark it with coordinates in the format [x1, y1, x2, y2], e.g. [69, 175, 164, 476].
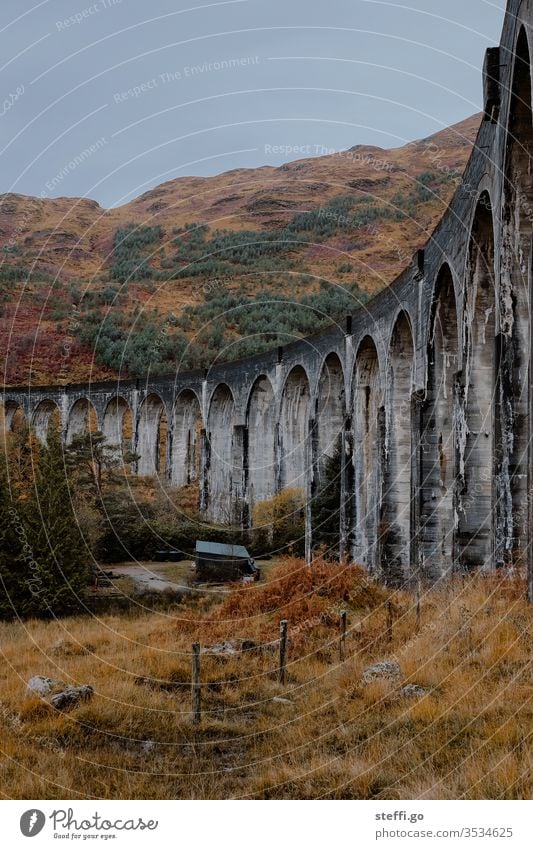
[0, 456, 27, 619]
[20, 428, 91, 618]
[65, 430, 138, 492]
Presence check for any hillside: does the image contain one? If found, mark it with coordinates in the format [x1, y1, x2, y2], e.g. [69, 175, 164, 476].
[0, 114, 480, 385]
[1, 559, 530, 800]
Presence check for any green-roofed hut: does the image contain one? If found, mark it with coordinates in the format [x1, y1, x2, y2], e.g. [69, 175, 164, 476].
[194, 541, 260, 582]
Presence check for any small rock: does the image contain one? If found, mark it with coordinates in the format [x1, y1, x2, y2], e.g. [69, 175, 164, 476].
[141, 739, 156, 753]
[400, 684, 428, 699]
[362, 660, 401, 684]
[26, 676, 60, 697]
[272, 697, 294, 705]
[50, 685, 93, 711]
[203, 641, 238, 656]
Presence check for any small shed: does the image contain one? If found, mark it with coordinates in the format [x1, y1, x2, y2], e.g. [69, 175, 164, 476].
[194, 541, 259, 582]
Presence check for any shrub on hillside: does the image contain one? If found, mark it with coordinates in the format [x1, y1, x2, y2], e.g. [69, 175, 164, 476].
[251, 488, 306, 556]
[218, 556, 387, 634]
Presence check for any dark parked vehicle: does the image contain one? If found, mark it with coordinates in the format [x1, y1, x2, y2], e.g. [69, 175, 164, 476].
[154, 549, 185, 562]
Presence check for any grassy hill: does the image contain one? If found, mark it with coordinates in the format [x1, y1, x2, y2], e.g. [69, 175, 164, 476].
[0, 557, 530, 799]
[0, 115, 480, 385]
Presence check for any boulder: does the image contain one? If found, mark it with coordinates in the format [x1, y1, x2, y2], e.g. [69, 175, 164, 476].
[362, 660, 401, 684]
[49, 685, 93, 711]
[203, 639, 258, 656]
[26, 676, 60, 697]
[203, 641, 238, 656]
[400, 684, 428, 699]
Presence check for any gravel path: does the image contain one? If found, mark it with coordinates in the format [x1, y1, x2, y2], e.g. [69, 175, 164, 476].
[111, 562, 194, 593]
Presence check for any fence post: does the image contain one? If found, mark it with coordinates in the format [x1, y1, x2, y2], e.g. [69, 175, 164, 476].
[386, 600, 393, 643]
[279, 620, 288, 685]
[192, 643, 201, 724]
[339, 610, 347, 662]
[416, 581, 421, 633]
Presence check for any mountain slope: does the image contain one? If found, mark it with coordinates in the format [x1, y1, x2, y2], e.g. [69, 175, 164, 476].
[0, 114, 480, 385]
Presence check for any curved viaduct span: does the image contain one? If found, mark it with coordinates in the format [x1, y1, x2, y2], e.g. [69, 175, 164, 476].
[4, 0, 533, 590]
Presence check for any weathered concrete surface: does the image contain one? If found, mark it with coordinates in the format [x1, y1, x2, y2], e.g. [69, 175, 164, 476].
[4, 0, 533, 594]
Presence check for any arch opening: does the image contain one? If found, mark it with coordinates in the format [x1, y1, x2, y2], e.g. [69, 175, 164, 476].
[66, 398, 98, 444]
[102, 397, 133, 466]
[383, 313, 414, 584]
[136, 394, 168, 479]
[3, 401, 27, 435]
[171, 390, 202, 490]
[31, 400, 61, 446]
[457, 195, 496, 570]
[279, 366, 311, 493]
[206, 384, 236, 523]
[420, 266, 459, 579]
[352, 337, 383, 573]
[246, 376, 277, 519]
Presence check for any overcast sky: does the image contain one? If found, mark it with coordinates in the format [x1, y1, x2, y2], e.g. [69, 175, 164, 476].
[0, 0, 508, 208]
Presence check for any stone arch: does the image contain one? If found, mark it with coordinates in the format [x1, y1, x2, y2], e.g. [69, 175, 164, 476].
[171, 390, 202, 488]
[31, 400, 61, 445]
[206, 384, 236, 523]
[246, 376, 277, 516]
[3, 400, 27, 434]
[352, 336, 383, 573]
[498, 24, 533, 567]
[279, 366, 311, 492]
[102, 397, 133, 464]
[420, 264, 459, 579]
[66, 398, 98, 444]
[457, 193, 497, 570]
[383, 312, 415, 583]
[136, 394, 168, 478]
[314, 353, 346, 473]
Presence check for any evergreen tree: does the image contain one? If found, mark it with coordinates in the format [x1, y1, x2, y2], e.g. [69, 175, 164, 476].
[0, 456, 27, 619]
[65, 430, 137, 491]
[26, 430, 90, 616]
[19, 428, 91, 618]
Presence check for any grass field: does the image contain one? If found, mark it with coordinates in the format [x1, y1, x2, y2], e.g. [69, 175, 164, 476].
[0, 558, 531, 800]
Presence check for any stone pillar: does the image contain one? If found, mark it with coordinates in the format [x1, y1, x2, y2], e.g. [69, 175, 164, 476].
[199, 429, 209, 514]
[410, 391, 424, 585]
[166, 418, 173, 485]
[232, 424, 247, 527]
[527, 237, 533, 604]
[305, 417, 317, 565]
[339, 417, 354, 561]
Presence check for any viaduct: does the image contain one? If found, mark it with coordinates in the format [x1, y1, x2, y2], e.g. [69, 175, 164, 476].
[4, 0, 533, 593]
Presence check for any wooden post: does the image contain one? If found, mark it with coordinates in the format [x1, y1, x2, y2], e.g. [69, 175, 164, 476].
[386, 600, 393, 643]
[192, 643, 201, 724]
[339, 610, 347, 662]
[416, 581, 421, 633]
[279, 620, 288, 685]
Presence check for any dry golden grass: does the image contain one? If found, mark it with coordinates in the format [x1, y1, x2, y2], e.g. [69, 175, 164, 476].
[0, 559, 531, 800]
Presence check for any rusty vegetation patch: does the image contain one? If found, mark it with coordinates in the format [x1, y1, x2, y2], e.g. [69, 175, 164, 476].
[0, 562, 530, 800]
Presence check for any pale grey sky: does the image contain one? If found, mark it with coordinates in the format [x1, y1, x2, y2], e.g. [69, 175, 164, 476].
[0, 0, 508, 207]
